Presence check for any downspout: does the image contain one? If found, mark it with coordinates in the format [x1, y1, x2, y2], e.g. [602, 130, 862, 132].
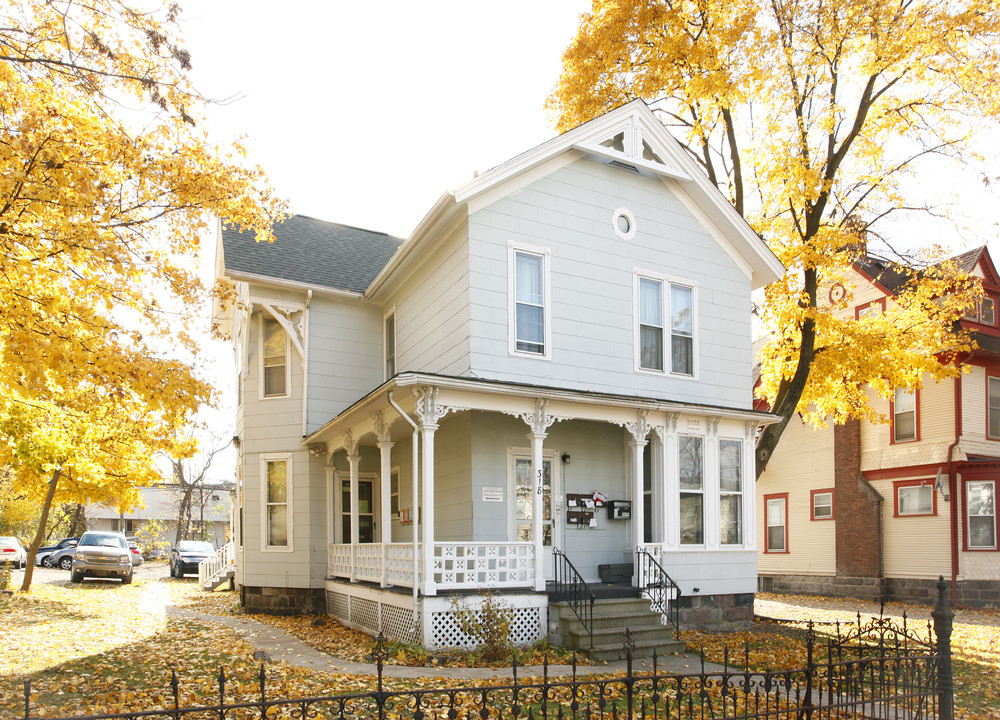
[301, 290, 312, 438]
[946, 374, 961, 606]
[388, 390, 420, 637]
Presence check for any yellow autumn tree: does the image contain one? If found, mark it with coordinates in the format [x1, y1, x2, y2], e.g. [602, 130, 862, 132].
[0, 0, 285, 590]
[549, 0, 994, 475]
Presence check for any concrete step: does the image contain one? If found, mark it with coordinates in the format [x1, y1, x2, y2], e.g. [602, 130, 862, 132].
[568, 622, 677, 646]
[586, 637, 687, 662]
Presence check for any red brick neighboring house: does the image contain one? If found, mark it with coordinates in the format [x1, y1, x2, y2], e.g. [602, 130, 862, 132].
[757, 246, 1000, 608]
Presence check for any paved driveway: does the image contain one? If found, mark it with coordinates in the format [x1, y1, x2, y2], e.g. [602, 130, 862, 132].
[10, 560, 170, 586]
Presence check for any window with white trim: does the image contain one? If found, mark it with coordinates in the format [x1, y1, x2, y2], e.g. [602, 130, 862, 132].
[635, 273, 695, 376]
[967, 480, 996, 549]
[509, 244, 550, 357]
[896, 482, 934, 516]
[679, 436, 703, 545]
[384, 312, 396, 379]
[982, 298, 996, 326]
[989, 376, 1000, 439]
[390, 468, 400, 519]
[262, 316, 288, 397]
[765, 494, 787, 552]
[812, 490, 834, 520]
[893, 389, 917, 442]
[262, 456, 290, 548]
[719, 439, 743, 545]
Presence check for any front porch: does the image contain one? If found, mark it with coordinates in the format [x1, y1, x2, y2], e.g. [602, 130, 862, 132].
[306, 373, 770, 649]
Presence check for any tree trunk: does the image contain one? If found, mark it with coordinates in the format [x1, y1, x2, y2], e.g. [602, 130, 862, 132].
[20, 468, 61, 592]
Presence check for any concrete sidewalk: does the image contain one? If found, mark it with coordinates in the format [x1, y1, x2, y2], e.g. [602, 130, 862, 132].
[167, 607, 724, 680]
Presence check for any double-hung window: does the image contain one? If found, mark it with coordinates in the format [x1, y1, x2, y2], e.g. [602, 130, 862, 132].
[989, 376, 1000, 439]
[982, 298, 996, 326]
[262, 455, 291, 549]
[811, 489, 834, 520]
[384, 312, 396, 379]
[719, 439, 743, 545]
[679, 436, 704, 545]
[509, 244, 550, 357]
[764, 494, 787, 552]
[967, 480, 996, 550]
[892, 389, 917, 442]
[636, 273, 695, 376]
[262, 316, 288, 398]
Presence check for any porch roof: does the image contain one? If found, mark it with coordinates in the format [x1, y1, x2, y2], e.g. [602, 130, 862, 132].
[303, 371, 780, 452]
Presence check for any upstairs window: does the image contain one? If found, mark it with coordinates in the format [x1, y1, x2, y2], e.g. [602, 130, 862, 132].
[982, 298, 996, 326]
[384, 312, 396, 379]
[509, 245, 550, 357]
[856, 298, 885, 319]
[892, 389, 918, 443]
[989, 376, 1000, 440]
[635, 273, 695, 376]
[262, 316, 287, 397]
[671, 285, 694, 374]
[638, 278, 664, 371]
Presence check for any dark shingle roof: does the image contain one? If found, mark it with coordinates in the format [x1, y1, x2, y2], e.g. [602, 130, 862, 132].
[221, 215, 402, 293]
[855, 246, 987, 296]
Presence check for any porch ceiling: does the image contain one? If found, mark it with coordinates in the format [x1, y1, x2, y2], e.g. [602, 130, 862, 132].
[303, 372, 780, 454]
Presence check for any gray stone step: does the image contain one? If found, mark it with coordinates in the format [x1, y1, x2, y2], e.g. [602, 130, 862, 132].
[568, 622, 677, 645]
[586, 637, 687, 662]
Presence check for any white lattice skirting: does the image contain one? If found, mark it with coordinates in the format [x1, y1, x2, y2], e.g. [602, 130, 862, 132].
[325, 581, 548, 650]
[325, 583, 419, 644]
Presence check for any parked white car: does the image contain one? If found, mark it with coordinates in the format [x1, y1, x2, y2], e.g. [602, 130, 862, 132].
[0, 536, 27, 568]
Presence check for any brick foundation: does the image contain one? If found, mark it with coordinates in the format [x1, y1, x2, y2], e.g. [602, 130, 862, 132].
[677, 592, 754, 629]
[239, 584, 325, 615]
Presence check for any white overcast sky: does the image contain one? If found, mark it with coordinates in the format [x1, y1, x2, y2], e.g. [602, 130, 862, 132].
[182, 0, 594, 239]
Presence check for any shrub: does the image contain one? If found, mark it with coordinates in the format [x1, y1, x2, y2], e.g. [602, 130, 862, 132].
[451, 589, 514, 663]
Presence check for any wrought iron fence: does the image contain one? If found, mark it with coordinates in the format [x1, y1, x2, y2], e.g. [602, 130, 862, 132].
[17, 579, 956, 720]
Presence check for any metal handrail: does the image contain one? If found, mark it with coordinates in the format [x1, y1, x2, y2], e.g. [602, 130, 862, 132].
[636, 548, 682, 635]
[552, 548, 595, 648]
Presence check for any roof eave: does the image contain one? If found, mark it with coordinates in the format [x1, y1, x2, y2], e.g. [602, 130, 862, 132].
[224, 269, 365, 300]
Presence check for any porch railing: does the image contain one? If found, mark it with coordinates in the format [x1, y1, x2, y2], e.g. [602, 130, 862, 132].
[197, 541, 235, 590]
[636, 546, 681, 634]
[552, 548, 595, 647]
[328, 542, 535, 590]
[431, 542, 535, 589]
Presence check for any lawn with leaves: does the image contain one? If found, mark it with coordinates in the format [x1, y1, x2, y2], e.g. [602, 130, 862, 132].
[683, 592, 1000, 720]
[172, 585, 589, 668]
[0, 578, 496, 720]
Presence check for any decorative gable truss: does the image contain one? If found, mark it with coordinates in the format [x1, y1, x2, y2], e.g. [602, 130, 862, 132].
[572, 112, 690, 183]
[234, 295, 307, 387]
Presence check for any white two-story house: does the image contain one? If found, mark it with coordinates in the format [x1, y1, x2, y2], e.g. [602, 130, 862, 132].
[214, 100, 784, 649]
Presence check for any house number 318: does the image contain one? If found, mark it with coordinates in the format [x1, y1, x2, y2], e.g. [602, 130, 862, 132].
[537, 468, 543, 494]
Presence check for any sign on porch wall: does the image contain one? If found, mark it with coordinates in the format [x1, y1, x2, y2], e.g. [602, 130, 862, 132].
[482, 487, 504, 502]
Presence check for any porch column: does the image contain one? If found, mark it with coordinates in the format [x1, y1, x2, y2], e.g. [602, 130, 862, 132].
[626, 411, 650, 586]
[661, 414, 680, 550]
[344, 431, 360, 582]
[415, 387, 447, 596]
[520, 398, 559, 592]
[373, 412, 394, 545]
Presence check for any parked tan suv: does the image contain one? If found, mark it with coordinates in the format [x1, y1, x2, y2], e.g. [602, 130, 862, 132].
[71, 531, 133, 584]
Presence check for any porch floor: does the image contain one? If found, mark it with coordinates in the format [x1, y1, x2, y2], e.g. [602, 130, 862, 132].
[546, 581, 638, 601]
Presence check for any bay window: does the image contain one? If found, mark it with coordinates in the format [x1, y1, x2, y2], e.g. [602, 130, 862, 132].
[719, 439, 743, 545]
[679, 436, 704, 545]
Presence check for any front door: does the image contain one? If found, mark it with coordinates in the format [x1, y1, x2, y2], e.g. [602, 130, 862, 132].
[341, 478, 376, 543]
[512, 454, 559, 578]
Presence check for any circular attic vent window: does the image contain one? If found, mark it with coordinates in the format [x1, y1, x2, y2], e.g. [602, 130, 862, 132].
[612, 207, 637, 241]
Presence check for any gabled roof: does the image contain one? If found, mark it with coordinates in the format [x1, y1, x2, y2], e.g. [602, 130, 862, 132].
[220, 215, 402, 294]
[368, 100, 784, 296]
[855, 245, 992, 297]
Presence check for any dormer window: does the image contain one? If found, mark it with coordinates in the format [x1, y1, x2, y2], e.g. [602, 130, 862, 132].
[982, 298, 995, 325]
